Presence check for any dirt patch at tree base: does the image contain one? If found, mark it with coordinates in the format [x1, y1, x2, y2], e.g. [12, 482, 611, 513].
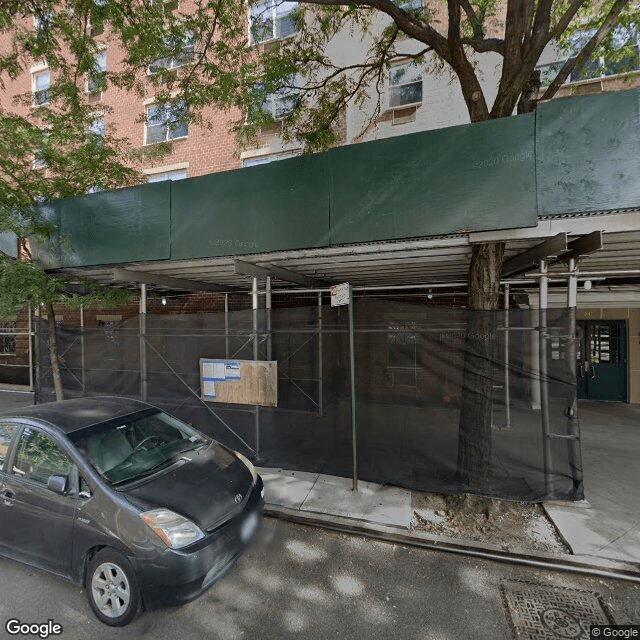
[411, 492, 571, 555]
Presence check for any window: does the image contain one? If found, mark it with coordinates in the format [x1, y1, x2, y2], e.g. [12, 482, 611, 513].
[389, 61, 422, 108]
[0, 320, 16, 354]
[34, 10, 53, 37]
[145, 101, 188, 144]
[243, 151, 299, 167]
[146, 169, 188, 182]
[32, 130, 49, 170]
[387, 321, 423, 369]
[537, 24, 640, 84]
[150, 0, 180, 13]
[87, 51, 107, 94]
[87, 116, 105, 139]
[397, 0, 422, 11]
[86, 116, 105, 153]
[249, 0, 298, 44]
[32, 69, 50, 106]
[148, 31, 195, 73]
[249, 81, 298, 122]
[12, 427, 73, 487]
[0, 423, 18, 468]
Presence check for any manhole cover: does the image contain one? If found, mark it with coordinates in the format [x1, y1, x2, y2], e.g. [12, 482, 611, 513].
[501, 580, 614, 639]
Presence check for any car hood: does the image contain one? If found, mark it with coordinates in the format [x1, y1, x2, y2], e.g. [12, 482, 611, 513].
[121, 443, 254, 531]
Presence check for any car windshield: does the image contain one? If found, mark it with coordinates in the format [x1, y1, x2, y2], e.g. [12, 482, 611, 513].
[68, 408, 210, 485]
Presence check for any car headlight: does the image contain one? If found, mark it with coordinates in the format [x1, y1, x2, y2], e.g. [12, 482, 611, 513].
[235, 451, 257, 483]
[141, 509, 205, 549]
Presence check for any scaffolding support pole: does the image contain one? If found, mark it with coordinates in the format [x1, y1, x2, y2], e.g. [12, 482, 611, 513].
[224, 293, 229, 359]
[539, 260, 553, 497]
[504, 283, 511, 430]
[34, 305, 40, 399]
[266, 277, 272, 361]
[348, 284, 358, 491]
[318, 291, 323, 417]
[80, 306, 85, 393]
[253, 277, 261, 460]
[139, 284, 147, 402]
[566, 258, 584, 499]
[28, 304, 33, 391]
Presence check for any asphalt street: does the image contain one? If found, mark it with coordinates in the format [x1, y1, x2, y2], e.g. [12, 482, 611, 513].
[0, 517, 638, 640]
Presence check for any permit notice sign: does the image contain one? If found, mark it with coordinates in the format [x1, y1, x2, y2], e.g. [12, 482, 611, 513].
[331, 282, 350, 307]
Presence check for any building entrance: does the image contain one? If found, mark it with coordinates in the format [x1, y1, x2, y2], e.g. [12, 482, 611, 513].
[577, 320, 627, 402]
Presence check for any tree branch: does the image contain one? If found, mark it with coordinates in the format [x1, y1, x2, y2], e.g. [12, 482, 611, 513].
[459, 0, 482, 40]
[549, 0, 593, 42]
[298, 0, 453, 65]
[541, 0, 629, 101]
[460, 36, 504, 54]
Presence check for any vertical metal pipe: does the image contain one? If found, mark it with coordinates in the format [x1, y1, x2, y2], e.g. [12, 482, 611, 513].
[566, 258, 584, 499]
[504, 284, 511, 430]
[318, 291, 323, 417]
[348, 284, 358, 491]
[34, 305, 40, 401]
[80, 306, 85, 394]
[139, 284, 147, 402]
[28, 304, 33, 391]
[266, 276, 272, 361]
[252, 277, 260, 460]
[539, 260, 553, 497]
[224, 293, 229, 359]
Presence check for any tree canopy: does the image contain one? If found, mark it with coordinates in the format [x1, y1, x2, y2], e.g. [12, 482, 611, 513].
[0, 0, 636, 320]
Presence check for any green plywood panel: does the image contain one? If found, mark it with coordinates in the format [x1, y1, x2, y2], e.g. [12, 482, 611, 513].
[29, 202, 62, 269]
[58, 182, 171, 267]
[170, 154, 330, 259]
[329, 115, 537, 244]
[537, 88, 640, 215]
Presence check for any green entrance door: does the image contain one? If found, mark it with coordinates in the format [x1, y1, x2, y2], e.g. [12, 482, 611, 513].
[577, 320, 627, 401]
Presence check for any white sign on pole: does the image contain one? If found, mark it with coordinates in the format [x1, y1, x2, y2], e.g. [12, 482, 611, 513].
[330, 282, 350, 307]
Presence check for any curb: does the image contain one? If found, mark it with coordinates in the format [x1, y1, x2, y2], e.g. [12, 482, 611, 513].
[264, 504, 640, 584]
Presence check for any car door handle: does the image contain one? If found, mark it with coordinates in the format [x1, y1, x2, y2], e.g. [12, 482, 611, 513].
[2, 489, 15, 506]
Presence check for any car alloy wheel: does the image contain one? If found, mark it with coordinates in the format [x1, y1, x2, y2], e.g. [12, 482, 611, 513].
[87, 549, 140, 626]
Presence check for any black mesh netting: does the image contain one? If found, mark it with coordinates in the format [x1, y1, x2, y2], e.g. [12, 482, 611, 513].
[35, 298, 582, 501]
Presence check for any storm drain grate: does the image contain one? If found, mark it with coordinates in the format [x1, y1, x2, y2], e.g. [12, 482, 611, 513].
[501, 580, 614, 639]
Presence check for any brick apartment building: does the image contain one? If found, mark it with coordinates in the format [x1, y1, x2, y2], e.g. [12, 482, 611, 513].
[1, 2, 639, 177]
[1, 2, 640, 393]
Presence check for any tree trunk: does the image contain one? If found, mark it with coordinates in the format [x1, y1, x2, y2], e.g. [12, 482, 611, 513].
[457, 242, 505, 490]
[46, 302, 64, 401]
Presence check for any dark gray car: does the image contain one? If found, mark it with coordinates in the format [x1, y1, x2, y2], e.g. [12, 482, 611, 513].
[0, 396, 263, 626]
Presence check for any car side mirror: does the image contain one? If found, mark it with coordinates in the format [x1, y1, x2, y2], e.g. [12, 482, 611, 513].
[47, 474, 68, 495]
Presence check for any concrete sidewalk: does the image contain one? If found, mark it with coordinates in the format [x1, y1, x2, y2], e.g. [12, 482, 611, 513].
[2, 388, 639, 578]
[258, 466, 640, 580]
[254, 402, 640, 578]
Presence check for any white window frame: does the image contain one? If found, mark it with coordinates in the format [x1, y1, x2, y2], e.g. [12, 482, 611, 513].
[150, 0, 180, 12]
[537, 23, 640, 86]
[388, 60, 423, 109]
[397, 0, 422, 10]
[0, 320, 17, 355]
[32, 68, 51, 106]
[144, 101, 189, 144]
[249, 77, 298, 123]
[32, 129, 49, 170]
[146, 169, 188, 182]
[249, 0, 298, 45]
[34, 10, 53, 36]
[86, 115, 105, 143]
[148, 30, 195, 74]
[243, 151, 300, 167]
[87, 50, 107, 94]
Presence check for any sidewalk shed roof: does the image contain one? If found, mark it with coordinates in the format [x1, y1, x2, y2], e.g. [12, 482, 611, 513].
[35, 88, 640, 293]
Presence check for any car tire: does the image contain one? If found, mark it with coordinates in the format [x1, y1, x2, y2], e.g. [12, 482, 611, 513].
[86, 549, 141, 626]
